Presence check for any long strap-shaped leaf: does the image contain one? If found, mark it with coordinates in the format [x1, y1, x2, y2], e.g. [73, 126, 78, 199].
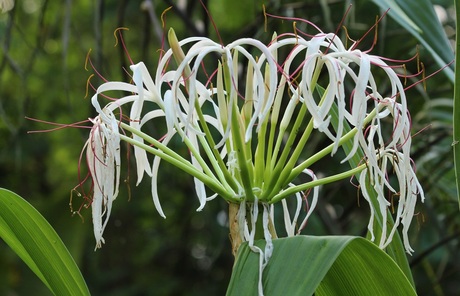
[227, 236, 416, 295]
[454, 0, 460, 210]
[0, 188, 90, 295]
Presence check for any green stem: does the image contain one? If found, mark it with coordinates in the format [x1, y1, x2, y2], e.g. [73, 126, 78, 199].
[254, 118, 267, 189]
[119, 133, 235, 201]
[260, 102, 308, 201]
[270, 115, 314, 200]
[120, 122, 237, 201]
[253, 64, 272, 189]
[231, 100, 254, 201]
[287, 105, 380, 183]
[262, 60, 323, 200]
[222, 53, 254, 201]
[264, 76, 287, 186]
[270, 163, 367, 204]
[193, 99, 240, 192]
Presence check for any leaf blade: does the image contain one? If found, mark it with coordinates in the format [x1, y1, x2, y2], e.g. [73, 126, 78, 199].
[227, 236, 416, 295]
[0, 188, 90, 296]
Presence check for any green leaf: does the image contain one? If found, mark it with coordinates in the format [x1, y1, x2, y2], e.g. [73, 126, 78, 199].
[0, 188, 90, 296]
[227, 236, 416, 295]
[372, 0, 454, 81]
[453, 1, 460, 209]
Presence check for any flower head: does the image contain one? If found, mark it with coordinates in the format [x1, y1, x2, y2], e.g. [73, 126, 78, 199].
[83, 20, 424, 257]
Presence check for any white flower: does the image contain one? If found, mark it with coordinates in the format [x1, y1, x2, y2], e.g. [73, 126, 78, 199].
[79, 23, 428, 296]
[358, 97, 424, 254]
[0, 0, 13, 13]
[84, 26, 424, 258]
[85, 115, 121, 249]
[360, 148, 424, 254]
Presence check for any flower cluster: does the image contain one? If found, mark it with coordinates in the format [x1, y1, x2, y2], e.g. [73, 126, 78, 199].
[83, 24, 424, 257]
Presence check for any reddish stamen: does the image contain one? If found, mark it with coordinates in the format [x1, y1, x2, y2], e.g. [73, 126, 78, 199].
[26, 117, 92, 133]
[85, 49, 108, 83]
[351, 9, 389, 51]
[114, 27, 134, 65]
[199, 0, 223, 47]
[160, 6, 173, 61]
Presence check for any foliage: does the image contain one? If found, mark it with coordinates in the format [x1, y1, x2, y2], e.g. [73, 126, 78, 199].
[453, 0, 460, 209]
[0, 188, 89, 295]
[228, 236, 416, 296]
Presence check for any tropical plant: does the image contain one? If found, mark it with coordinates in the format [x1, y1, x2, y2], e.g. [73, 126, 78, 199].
[0, 0, 457, 295]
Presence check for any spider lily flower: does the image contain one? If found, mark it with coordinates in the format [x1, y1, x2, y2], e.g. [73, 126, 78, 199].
[359, 96, 424, 254]
[360, 147, 424, 254]
[84, 114, 121, 249]
[85, 23, 424, 262]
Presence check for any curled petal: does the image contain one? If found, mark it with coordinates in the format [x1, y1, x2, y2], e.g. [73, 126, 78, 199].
[86, 117, 121, 249]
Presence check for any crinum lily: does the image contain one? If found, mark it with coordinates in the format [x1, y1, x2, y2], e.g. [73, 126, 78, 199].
[83, 22, 424, 283]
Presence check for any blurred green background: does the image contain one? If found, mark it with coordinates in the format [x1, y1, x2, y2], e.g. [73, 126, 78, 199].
[0, 0, 457, 295]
